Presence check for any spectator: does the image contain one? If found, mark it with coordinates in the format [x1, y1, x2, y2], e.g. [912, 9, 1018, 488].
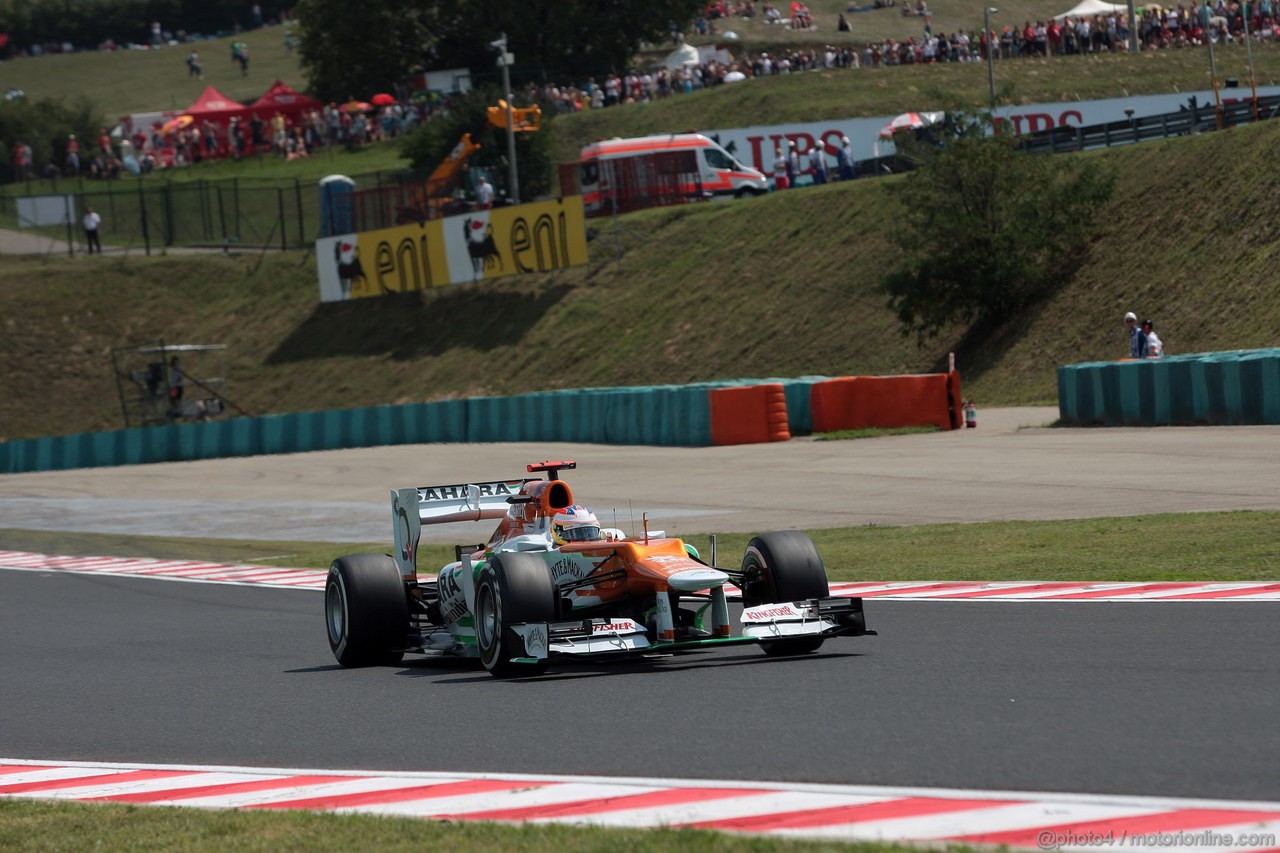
[12, 141, 33, 180]
[808, 141, 828, 184]
[65, 134, 80, 174]
[1124, 311, 1148, 358]
[1142, 319, 1163, 357]
[168, 357, 184, 413]
[82, 206, 102, 254]
[186, 49, 202, 79]
[837, 135, 855, 180]
[475, 175, 495, 209]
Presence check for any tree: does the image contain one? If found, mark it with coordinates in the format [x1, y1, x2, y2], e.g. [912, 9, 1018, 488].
[294, 0, 437, 102]
[293, 0, 703, 101]
[400, 85, 552, 202]
[427, 0, 703, 81]
[0, 96, 103, 181]
[881, 123, 1114, 341]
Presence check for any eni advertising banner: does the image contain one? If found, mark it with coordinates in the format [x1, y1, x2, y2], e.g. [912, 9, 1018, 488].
[316, 196, 587, 303]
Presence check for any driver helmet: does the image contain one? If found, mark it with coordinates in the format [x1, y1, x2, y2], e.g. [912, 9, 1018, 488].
[552, 505, 601, 544]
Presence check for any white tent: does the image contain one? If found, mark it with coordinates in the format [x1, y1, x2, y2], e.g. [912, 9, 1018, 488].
[1053, 0, 1128, 19]
[657, 44, 700, 70]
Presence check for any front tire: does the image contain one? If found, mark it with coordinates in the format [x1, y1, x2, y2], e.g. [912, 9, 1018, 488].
[326, 553, 408, 667]
[474, 553, 557, 677]
[741, 531, 830, 656]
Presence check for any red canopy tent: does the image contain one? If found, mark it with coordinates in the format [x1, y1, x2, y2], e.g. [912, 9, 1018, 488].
[250, 80, 322, 121]
[182, 85, 251, 127]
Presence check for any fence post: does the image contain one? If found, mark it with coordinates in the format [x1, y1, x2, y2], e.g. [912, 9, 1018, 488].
[216, 185, 228, 243]
[294, 178, 304, 247]
[138, 181, 151, 256]
[163, 181, 175, 246]
[63, 192, 74, 257]
[199, 180, 212, 240]
[277, 187, 287, 250]
[233, 178, 241, 241]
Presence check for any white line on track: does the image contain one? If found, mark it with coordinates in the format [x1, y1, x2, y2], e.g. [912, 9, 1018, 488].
[2, 551, 1277, 600]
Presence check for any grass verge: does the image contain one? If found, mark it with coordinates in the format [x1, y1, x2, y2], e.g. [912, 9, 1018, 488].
[0, 798, 940, 853]
[4, 510, 1277, 582]
[815, 426, 941, 440]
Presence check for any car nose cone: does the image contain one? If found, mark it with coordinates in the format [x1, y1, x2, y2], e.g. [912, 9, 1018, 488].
[667, 568, 729, 591]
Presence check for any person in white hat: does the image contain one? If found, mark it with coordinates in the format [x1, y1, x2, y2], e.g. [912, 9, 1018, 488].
[1124, 311, 1146, 358]
[837, 135, 855, 180]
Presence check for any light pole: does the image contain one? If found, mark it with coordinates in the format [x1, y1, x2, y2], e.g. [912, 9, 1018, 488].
[985, 7, 998, 111]
[1242, 3, 1259, 120]
[1206, 23, 1224, 129]
[491, 33, 519, 204]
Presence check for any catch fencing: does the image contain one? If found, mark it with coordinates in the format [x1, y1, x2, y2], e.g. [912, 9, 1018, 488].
[1019, 94, 1280, 154]
[0, 168, 421, 255]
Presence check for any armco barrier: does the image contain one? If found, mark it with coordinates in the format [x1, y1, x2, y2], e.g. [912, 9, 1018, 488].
[709, 384, 792, 446]
[810, 372, 957, 433]
[1, 379, 829, 474]
[1058, 348, 1280, 426]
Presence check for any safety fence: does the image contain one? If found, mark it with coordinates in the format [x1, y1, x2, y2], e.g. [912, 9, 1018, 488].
[1057, 348, 1280, 426]
[343, 175, 466, 233]
[0, 167, 421, 254]
[1020, 94, 1280, 155]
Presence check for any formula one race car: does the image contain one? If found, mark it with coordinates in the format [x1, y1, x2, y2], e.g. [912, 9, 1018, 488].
[324, 461, 875, 677]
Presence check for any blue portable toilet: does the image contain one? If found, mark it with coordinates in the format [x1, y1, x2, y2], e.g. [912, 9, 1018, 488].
[318, 175, 355, 236]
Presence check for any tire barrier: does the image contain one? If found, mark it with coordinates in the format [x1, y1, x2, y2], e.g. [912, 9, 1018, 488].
[1057, 348, 1280, 427]
[709, 384, 792, 446]
[810, 372, 961, 433]
[0, 378, 830, 474]
[945, 370, 965, 430]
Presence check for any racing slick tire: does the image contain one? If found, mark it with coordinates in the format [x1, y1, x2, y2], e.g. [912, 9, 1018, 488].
[326, 553, 408, 667]
[475, 553, 557, 678]
[741, 531, 830, 656]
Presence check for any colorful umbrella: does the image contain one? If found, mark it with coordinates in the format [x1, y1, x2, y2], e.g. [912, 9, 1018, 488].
[160, 115, 194, 135]
[344, 101, 374, 113]
[877, 111, 943, 139]
[370, 93, 396, 106]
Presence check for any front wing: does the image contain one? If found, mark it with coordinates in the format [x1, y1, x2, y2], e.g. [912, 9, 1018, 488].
[504, 597, 875, 664]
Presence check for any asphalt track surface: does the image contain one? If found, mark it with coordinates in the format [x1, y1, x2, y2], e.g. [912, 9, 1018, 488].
[2, 569, 1276, 802]
[2, 409, 1278, 805]
[4, 408, 1280, 543]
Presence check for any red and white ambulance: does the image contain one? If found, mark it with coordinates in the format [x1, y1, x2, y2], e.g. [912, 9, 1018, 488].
[579, 133, 768, 215]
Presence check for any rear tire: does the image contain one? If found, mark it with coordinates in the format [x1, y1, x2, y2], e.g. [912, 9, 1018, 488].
[741, 531, 830, 656]
[475, 553, 557, 677]
[326, 553, 408, 667]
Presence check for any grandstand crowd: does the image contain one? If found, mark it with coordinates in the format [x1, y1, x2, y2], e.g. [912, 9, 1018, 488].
[531, 0, 1276, 114]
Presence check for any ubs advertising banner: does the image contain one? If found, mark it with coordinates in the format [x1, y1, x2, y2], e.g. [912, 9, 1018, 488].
[701, 87, 1280, 171]
[316, 196, 588, 303]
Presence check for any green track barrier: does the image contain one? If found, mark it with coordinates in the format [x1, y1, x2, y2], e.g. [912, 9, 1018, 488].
[1058, 348, 1280, 426]
[1, 378, 832, 474]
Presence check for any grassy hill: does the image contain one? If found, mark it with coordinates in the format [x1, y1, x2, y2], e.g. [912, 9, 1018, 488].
[4, 114, 1280, 440]
[2, 26, 305, 118]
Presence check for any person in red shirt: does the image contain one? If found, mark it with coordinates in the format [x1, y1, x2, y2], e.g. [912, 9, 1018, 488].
[65, 134, 80, 174]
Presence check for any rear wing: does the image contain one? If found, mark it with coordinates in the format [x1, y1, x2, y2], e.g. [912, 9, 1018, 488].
[390, 479, 536, 578]
[407, 479, 536, 524]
